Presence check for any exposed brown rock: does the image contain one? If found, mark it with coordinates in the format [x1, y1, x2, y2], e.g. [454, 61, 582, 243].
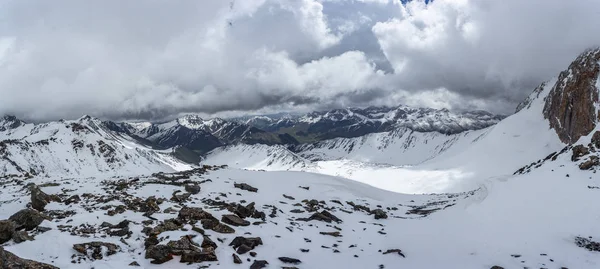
[543, 48, 600, 144]
[221, 214, 250, 227]
[232, 253, 242, 264]
[250, 260, 269, 269]
[9, 209, 51, 231]
[0, 247, 59, 269]
[73, 241, 120, 260]
[0, 220, 16, 244]
[572, 145, 590, 161]
[592, 131, 600, 148]
[579, 156, 600, 170]
[29, 184, 61, 211]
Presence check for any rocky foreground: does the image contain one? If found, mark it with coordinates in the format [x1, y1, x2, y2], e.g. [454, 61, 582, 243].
[0, 165, 477, 269]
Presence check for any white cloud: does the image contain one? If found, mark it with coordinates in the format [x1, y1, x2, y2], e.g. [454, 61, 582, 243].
[0, 0, 598, 120]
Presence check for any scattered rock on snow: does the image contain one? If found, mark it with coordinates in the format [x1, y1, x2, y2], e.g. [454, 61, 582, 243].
[234, 183, 258, 193]
[232, 253, 242, 264]
[298, 210, 342, 223]
[72, 241, 120, 260]
[382, 249, 405, 258]
[371, 209, 388, 220]
[221, 214, 250, 227]
[572, 145, 590, 161]
[229, 236, 263, 254]
[319, 231, 342, 237]
[250, 260, 269, 269]
[579, 156, 599, 170]
[575, 236, 600, 252]
[29, 184, 61, 211]
[279, 257, 302, 264]
[0, 246, 59, 269]
[184, 184, 201, 194]
[145, 244, 173, 264]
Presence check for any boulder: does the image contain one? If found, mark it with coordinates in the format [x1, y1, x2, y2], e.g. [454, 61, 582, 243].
[234, 183, 258, 193]
[572, 145, 590, 161]
[180, 249, 218, 263]
[184, 184, 201, 194]
[9, 209, 50, 231]
[0, 220, 16, 244]
[179, 207, 217, 222]
[11, 231, 33, 243]
[298, 210, 341, 223]
[229, 236, 263, 254]
[166, 235, 199, 255]
[279, 257, 302, 264]
[201, 236, 217, 250]
[382, 249, 405, 258]
[371, 209, 388, 220]
[579, 156, 600, 170]
[221, 214, 250, 227]
[232, 253, 242, 264]
[73, 241, 120, 260]
[250, 260, 269, 269]
[145, 244, 173, 264]
[29, 184, 61, 211]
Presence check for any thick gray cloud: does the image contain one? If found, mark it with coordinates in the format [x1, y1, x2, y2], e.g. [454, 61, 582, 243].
[0, 0, 598, 121]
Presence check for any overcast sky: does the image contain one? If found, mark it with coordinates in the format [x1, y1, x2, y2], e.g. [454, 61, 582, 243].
[1, 0, 599, 121]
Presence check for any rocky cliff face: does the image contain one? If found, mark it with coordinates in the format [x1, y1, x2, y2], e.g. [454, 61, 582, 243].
[543, 48, 600, 144]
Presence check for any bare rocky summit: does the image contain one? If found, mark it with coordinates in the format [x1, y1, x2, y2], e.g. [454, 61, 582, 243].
[543, 48, 600, 144]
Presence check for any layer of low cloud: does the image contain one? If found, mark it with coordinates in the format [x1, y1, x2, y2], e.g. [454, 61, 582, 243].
[0, 0, 599, 121]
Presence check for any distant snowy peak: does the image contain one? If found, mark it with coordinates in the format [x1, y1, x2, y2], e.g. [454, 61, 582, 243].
[543, 48, 600, 144]
[0, 115, 25, 132]
[0, 116, 188, 177]
[237, 106, 504, 142]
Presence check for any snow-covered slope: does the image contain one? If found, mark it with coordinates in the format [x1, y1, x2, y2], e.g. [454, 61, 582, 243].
[293, 127, 487, 166]
[0, 116, 190, 177]
[204, 79, 563, 194]
[205, 144, 314, 171]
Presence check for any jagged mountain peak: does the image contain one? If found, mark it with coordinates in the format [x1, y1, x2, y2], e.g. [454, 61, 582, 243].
[0, 115, 24, 131]
[543, 47, 600, 144]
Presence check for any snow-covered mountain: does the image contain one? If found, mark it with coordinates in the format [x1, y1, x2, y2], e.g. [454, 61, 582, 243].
[237, 106, 504, 142]
[0, 116, 190, 177]
[116, 115, 298, 153]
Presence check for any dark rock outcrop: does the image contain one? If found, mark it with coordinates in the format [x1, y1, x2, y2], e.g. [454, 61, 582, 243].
[279, 257, 302, 264]
[229, 236, 263, 254]
[145, 244, 173, 264]
[73, 241, 120, 260]
[0, 247, 59, 269]
[9, 209, 50, 231]
[234, 183, 258, 193]
[250, 260, 269, 269]
[221, 214, 250, 227]
[0, 220, 16, 244]
[580, 156, 600, 170]
[29, 184, 61, 211]
[572, 145, 590, 161]
[543, 48, 600, 144]
[592, 131, 600, 148]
